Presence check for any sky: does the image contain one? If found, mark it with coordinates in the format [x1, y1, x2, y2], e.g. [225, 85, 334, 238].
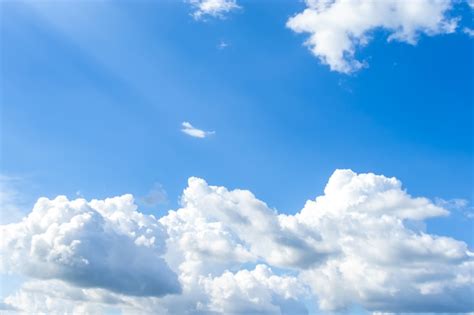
[0, 0, 473, 314]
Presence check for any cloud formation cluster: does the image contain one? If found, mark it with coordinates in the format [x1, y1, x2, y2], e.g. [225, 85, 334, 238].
[1, 170, 473, 314]
[286, 0, 458, 73]
[185, 0, 471, 74]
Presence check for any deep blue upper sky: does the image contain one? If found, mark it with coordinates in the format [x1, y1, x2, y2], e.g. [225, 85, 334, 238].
[1, 0, 473, 246]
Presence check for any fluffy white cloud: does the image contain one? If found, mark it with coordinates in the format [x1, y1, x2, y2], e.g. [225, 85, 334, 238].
[294, 172, 472, 312]
[188, 0, 240, 20]
[2, 170, 473, 314]
[181, 121, 215, 138]
[201, 265, 308, 315]
[3, 280, 114, 315]
[0, 195, 180, 297]
[161, 177, 334, 280]
[3, 266, 305, 315]
[287, 0, 458, 73]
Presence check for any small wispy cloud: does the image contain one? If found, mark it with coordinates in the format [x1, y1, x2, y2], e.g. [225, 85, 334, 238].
[141, 183, 168, 208]
[463, 27, 474, 37]
[189, 0, 240, 20]
[435, 197, 474, 219]
[181, 121, 215, 138]
[217, 40, 229, 50]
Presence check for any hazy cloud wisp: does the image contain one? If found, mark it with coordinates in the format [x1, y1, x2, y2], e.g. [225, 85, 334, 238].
[181, 121, 215, 138]
[188, 0, 240, 20]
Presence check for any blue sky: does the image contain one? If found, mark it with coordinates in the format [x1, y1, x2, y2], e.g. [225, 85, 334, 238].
[0, 0, 473, 314]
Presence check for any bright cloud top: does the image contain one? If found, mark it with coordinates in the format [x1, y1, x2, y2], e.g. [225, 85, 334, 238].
[181, 121, 215, 138]
[188, 0, 240, 20]
[287, 0, 458, 73]
[1, 170, 473, 314]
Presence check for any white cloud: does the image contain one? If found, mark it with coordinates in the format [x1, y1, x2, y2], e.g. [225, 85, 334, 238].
[2, 170, 473, 314]
[181, 121, 215, 138]
[4, 280, 112, 314]
[201, 265, 308, 314]
[217, 40, 230, 50]
[436, 197, 474, 219]
[188, 0, 240, 20]
[464, 27, 474, 37]
[287, 0, 458, 73]
[292, 170, 472, 312]
[0, 194, 180, 297]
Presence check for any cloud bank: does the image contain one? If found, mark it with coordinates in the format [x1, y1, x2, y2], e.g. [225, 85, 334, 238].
[1, 170, 473, 314]
[287, 0, 458, 73]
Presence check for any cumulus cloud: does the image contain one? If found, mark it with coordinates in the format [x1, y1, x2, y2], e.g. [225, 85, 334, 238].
[3, 280, 112, 314]
[0, 195, 180, 297]
[287, 0, 458, 73]
[188, 0, 240, 20]
[201, 265, 308, 315]
[1, 170, 473, 314]
[181, 121, 215, 138]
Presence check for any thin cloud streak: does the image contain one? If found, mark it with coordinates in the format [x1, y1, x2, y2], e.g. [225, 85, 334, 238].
[181, 121, 215, 138]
